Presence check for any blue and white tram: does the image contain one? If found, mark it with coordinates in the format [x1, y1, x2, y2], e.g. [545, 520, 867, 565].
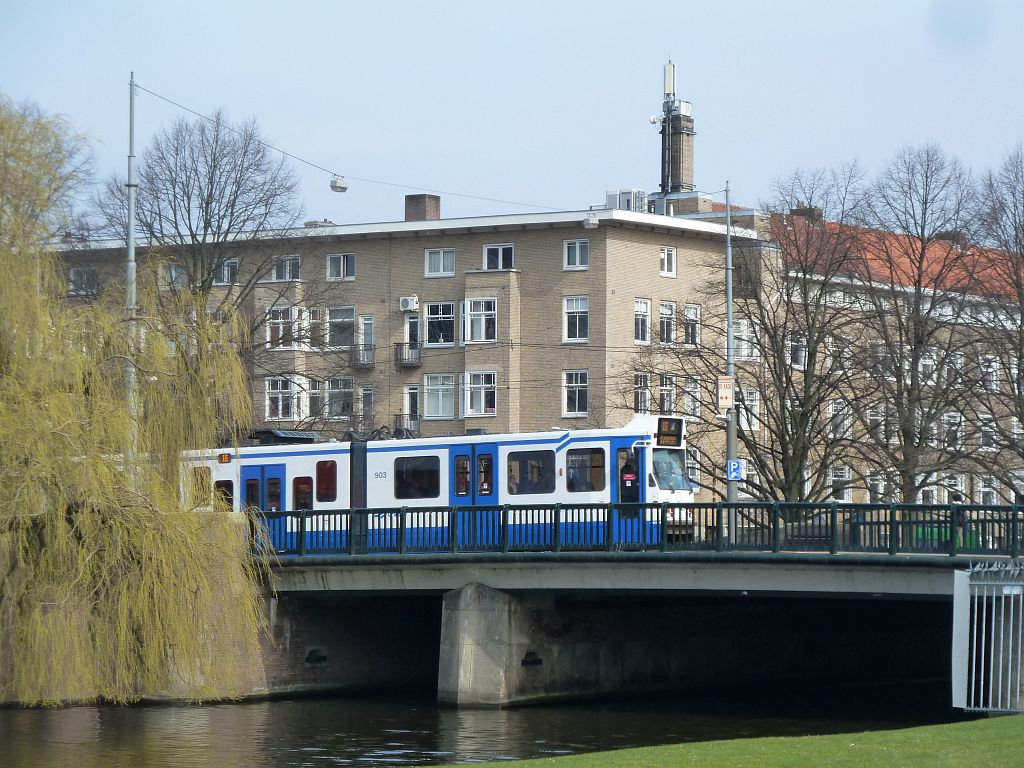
[197, 415, 694, 553]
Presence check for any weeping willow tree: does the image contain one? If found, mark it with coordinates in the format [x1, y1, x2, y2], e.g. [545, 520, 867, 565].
[0, 97, 267, 705]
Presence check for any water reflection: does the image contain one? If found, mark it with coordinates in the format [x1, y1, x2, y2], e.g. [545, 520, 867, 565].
[2, 682, 972, 768]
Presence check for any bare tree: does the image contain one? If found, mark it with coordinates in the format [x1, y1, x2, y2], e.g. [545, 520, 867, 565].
[974, 144, 1024, 500]
[848, 144, 983, 503]
[636, 165, 866, 502]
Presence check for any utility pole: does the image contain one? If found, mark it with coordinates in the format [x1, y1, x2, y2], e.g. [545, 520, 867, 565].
[725, 182, 738, 541]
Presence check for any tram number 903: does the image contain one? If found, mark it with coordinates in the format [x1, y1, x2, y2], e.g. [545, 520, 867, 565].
[373, 471, 387, 479]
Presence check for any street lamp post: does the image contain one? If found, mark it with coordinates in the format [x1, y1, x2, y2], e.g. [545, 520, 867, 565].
[126, 72, 138, 453]
[725, 182, 738, 540]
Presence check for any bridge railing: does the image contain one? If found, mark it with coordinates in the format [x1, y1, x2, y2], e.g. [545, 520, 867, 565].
[255, 502, 1022, 558]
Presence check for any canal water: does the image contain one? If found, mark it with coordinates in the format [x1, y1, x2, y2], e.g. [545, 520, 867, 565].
[2, 681, 971, 767]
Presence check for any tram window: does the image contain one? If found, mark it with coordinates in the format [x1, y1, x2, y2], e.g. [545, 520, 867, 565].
[214, 480, 234, 508]
[477, 454, 494, 496]
[454, 455, 471, 496]
[507, 450, 555, 495]
[188, 466, 212, 506]
[316, 460, 337, 502]
[566, 448, 605, 493]
[266, 478, 282, 512]
[395, 456, 441, 499]
[244, 479, 260, 510]
[293, 476, 314, 509]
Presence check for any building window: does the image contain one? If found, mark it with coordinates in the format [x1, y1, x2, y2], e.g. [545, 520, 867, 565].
[735, 319, 758, 360]
[307, 308, 324, 349]
[829, 399, 852, 439]
[563, 370, 588, 417]
[943, 474, 965, 504]
[266, 377, 298, 420]
[919, 347, 937, 384]
[830, 465, 852, 502]
[326, 378, 354, 419]
[327, 253, 355, 281]
[980, 415, 998, 451]
[424, 373, 455, 419]
[979, 475, 998, 505]
[267, 307, 298, 349]
[980, 355, 1000, 392]
[738, 387, 759, 433]
[682, 376, 700, 419]
[829, 334, 852, 372]
[425, 248, 455, 277]
[484, 243, 514, 270]
[68, 267, 99, 296]
[327, 307, 355, 348]
[739, 457, 760, 498]
[308, 379, 323, 417]
[634, 373, 651, 414]
[867, 403, 895, 444]
[634, 299, 651, 344]
[787, 331, 808, 370]
[401, 385, 421, 433]
[464, 371, 497, 416]
[659, 301, 676, 344]
[868, 470, 892, 503]
[162, 263, 188, 289]
[659, 374, 676, 415]
[425, 301, 456, 345]
[943, 412, 963, 449]
[466, 298, 497, 342]
[270, 255, 300, 282]
[659, 246, 676, 277]
[939, 352, 964, 387]
[867, 340, 894, 379]
[564, 296, 589, 342]
[211, 259, 238, 286]
[359, 386, 373, 428]
[676, 304, 698, 347]
[686, 448, 700, 486]
[564, 239, 589, 270]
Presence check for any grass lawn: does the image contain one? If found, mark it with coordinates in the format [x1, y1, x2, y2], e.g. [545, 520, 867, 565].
[444, 716, 1024, 768]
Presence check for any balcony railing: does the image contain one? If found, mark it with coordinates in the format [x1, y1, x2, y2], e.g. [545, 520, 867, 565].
[393, 413, 420, 436]
[394, 342, 421, 367]
[350, 344, 375, 368]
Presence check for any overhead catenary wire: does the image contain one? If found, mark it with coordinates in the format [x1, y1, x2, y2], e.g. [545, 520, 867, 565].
[132, 81, 565, 212]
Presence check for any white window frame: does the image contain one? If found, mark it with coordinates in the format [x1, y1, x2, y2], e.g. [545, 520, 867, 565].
[686, 448, 700, 486]
[682, 376, 700, 420]
[787, 331, 808, 370]
[423, 373, 455, 419]
[466, 298, 497, 343]
[980, 355, 1000, 392]
[425, 301, 456, 346]
[738, 387, 760, 433]
[980, 415, 998, 451]
[734, 319, 758, 360]
[943, 412, 963, 450]
[268, 255, 300, 282]
[564, 239, 589, 271]
[942, 474, 966, 504]
[830, 464, 853, 502]
[828, 399, 852, 439]
[464, 371, 497, 417]
[634, 373, 651, 414]
[978, 475, 999, 505]
[564, 296, 589, 342]
[483, 243, 514, 271]
[325, 377, 354, 420]
[634, 299, 651, 345]
[326, 253, 356, 281]
[659, 374, 676, 415]
[266, 377, 299, 420]
[424, 248, 455, 277]
[307, 378, 323, 418]
[211, 259, 238, 286]
[659, 246, 676, 278]
[563, 369, 588, 417]
[266, 307, 298, 349]
[163, 263, 188, 289]
[659, 301, 676, 345]
[326, 306, 355, 348]
[358, 385, 373, 426]
[683, 304, 701, 347]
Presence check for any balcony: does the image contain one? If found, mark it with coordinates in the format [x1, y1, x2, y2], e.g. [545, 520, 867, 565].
[350, 344, 375, 368]
[393, 413, 420, 436]
[394, 342, 421, 367]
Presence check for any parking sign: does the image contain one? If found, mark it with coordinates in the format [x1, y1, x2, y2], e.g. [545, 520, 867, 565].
[726, 459, 743, 481]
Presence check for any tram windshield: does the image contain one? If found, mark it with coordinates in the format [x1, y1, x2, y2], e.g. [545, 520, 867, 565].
[652, 448, 692, 491]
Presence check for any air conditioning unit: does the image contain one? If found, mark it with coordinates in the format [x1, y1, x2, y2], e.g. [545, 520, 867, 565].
[399, 295, 419, 312]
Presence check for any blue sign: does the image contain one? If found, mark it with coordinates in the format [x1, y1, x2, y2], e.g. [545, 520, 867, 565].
[726, 459, 743, 481]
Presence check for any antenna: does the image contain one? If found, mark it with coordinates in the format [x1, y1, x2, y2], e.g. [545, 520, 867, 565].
[663, 60, 676, 98]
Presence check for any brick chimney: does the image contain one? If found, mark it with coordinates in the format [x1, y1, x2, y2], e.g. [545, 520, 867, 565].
[405, 194, 441, 221]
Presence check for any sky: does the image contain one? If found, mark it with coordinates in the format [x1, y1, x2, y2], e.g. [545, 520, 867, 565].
[2, 0, 1021, 225]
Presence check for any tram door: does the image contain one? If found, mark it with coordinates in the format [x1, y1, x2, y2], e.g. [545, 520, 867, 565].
[241, 464, 287, 512]
[611, 442, 647, 546]
[450, 445, 497, 548]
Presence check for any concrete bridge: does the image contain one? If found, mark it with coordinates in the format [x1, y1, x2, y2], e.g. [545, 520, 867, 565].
[251, 503, 1022, 709]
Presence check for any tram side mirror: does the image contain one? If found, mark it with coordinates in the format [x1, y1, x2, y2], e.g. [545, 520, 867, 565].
[648, 473, 656, 487]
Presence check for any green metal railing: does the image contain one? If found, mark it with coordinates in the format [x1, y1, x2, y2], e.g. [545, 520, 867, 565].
[257, 501, 1022, 559]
